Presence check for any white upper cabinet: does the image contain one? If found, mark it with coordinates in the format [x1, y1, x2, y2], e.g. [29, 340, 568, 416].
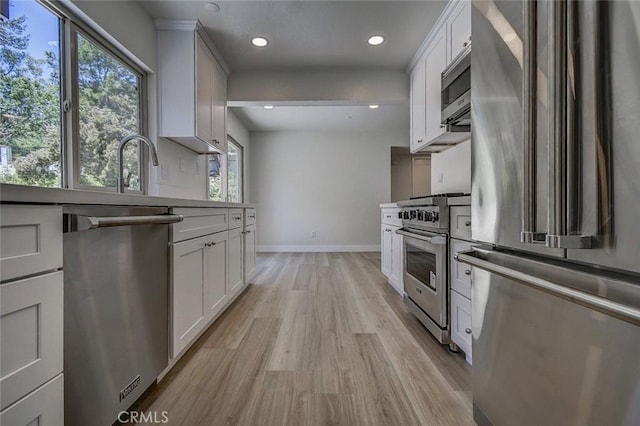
[410, 60, 426, 153]
[409, 0, 471, 153]
[195, 35, 214, 144]
[424, 25, 448, 144]
[157, 20, 227, 154]
[447, 1, 472, 64]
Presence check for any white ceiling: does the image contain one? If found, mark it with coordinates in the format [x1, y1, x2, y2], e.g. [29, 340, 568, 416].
[139, 1, 447, 72]
[231, 105, 409, 132]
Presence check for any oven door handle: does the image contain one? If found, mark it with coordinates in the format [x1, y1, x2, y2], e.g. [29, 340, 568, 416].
[395, 228, 447, 245]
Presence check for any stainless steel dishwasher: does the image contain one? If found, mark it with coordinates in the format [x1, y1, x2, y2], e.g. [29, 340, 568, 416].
[63, 206, 182, 426]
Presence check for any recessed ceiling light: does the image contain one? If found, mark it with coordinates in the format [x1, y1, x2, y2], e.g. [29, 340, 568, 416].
[204, 2, 220, 12]
[369, 104, 379, 109]
[368, 35, 385, 46]
[263, 105, 274, 110]
[251, 37, 269, 47]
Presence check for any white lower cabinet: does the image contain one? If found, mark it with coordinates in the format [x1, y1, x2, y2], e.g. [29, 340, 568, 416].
[244, 224, 256, 283]
[205, 231, 229, 320]
[381, 218, 403, 295]
[228, 228, 244, 297]
[381, 225, 393, 278]
[0, 374, 63, 426]
[390, 228, 403, 294]
[1, 272, 63, 410]
[171, 235, 209, 358]
[451, 290, 472, 363]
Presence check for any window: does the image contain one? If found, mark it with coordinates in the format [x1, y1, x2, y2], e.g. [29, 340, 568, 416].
[0, 0, 62, 187]
[227, 137, 243, 203]
[0, 0, 146, 192]
[208, 137, 243, 202]
[208, 153, 225, 201]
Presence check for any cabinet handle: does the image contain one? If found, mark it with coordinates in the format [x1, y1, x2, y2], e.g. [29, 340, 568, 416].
[440, 124, 446, 128]
[205, 241, 216, 247]
[245, 230, 252, 234]
[417, 138, 423, 143]
[248, 214, 255, 218]
[386, 215, 391, 218]
[465, 328, 472, 334]
[415, 287, 422, 294]
[212, 139, 220, 144]
[464, 221, 471, 227]
[464, 269, 471, 276]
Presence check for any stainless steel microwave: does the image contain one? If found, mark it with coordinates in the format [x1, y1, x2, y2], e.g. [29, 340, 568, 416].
[441, 42, 471, 132]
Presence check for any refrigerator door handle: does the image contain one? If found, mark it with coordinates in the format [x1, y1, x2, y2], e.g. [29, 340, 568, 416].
[546, 0, 593, 249]
[520, 0, 546, 245]
[455, 249, 640, 327]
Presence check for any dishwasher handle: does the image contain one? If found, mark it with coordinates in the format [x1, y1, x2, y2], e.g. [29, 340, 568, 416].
[85, 214, 183, 229]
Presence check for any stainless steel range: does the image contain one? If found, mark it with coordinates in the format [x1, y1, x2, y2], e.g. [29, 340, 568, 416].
[396, 194, 463, 350]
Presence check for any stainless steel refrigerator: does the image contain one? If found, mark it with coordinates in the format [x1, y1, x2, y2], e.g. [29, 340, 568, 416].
[457, 1, 640, 425]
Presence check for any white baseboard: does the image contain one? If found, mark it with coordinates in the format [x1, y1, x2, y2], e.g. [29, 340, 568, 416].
[257, 245, 381, 253]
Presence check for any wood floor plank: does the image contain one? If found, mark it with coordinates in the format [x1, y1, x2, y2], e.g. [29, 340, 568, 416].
[132, 252, 473, 426]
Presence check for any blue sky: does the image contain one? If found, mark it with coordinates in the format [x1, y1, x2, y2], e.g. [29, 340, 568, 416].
[10, 0, 59, 61]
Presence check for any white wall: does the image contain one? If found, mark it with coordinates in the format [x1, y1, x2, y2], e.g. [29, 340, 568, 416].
[250, 129, 408, 251]
[431, 139, 471, 194]
[228, 69, 409, 106]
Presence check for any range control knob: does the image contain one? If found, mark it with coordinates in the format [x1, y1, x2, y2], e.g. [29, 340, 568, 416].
[410, 210, 417, 220]
[398, 212, 403, 219]
[431, 211, 439, 222]
[417, 211, 425, 221]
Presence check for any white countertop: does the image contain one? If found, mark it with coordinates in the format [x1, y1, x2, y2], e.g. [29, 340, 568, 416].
[379, 202, 399, 208]
[0, 184, 254, 208]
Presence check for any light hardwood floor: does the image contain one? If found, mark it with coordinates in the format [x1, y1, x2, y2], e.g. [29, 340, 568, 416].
[133, 252, 474, 425]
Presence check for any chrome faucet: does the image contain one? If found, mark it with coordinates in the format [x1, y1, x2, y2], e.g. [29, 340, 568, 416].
[117, 134, 159, 193]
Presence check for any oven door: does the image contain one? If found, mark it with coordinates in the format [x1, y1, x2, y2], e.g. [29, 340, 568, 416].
[397, 228, 448, 328]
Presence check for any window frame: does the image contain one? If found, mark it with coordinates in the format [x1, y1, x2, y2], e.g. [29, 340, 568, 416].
[67, 21, 147, 193]
[5, 0, 149, 193]
[227, 136, 243, 203]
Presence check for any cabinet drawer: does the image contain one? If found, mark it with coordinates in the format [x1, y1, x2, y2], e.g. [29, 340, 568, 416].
[245, 209, 256, 226]
[171, 208, 228, 242]
[451, 290, 472, 357]
[0, 374, 63, 426]
[450, 206, 471, 240]
[450, 239, 472, 299]
[1, 205, 62, 282]
[1, 272, 63, 410]
[228, 209, 243, 229]
[381, 208, 402, 226]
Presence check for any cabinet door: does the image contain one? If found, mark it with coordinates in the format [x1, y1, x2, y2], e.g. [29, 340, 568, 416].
[451, 290, 472, 360]
[381, 226, 392, 279]
[244, 224, 256, 283]
[171, 236, 208, 358]
[228, 228, 244, 297]
[424, 25, 447, 143]
[390, 227, 403, 294]
[195, 34, 213, 143]
[450, 239, 472, 299]
[410, 60, 426, 153]
[205, 231, 228, 321]
[0, 205, 62, 282]
[211, 58, 227, 153]
[448, 1, 472, 63]
[0, 374, 63, 426]
[1, 272, 63, 410]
